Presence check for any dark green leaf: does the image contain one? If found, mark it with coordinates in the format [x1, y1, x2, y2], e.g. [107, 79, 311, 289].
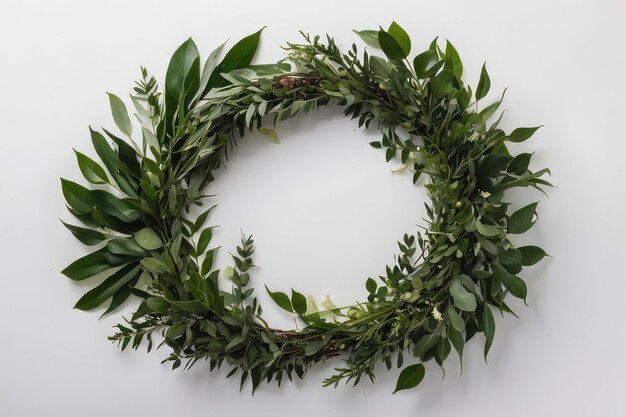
[378, 29, 406, 60]
[366, 277, 377, 294]
[508, 126, 542, 143]
[146, 296, 170, 313]
[387, 21, 410, 56]
[61, 221, 107, 246]
[413, 50, 442, 79]
[393, 363, 425, 393]
[447, 306, 465, 332]
[165, 38, 200, 103]
[482, 304, 496, 360]
[492, 261, 527, 300]
[508, 153, 532, 175]
[196, 227, 213, 255]
[476, 220, 500, 238]
[430, 69, 457, 98]
[444, 40, 463, 78]
[291, 289, 307, 314]
[166, 323, 187, 339]
[265, 286, 293, 313]
[62, 247, 134, 280]
[74, 264, 140, 311]
[518, 246, 548, 266]
[508, 202, 538, 234]
[206, 28, 265, 91]
[475, 63, 491, 100]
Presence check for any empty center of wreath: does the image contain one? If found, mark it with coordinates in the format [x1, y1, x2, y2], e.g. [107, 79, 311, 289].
[207, 107, 427, 328]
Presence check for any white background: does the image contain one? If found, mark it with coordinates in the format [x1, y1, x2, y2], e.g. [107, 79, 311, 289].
[1, 0, 625, 415]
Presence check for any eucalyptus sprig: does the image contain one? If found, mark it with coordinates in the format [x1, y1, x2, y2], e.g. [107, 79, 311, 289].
[61, 22, 550, 393]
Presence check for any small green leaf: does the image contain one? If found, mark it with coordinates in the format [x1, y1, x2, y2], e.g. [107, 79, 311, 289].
[107, 93, 132, 137]
[475, 63, 491, 100]
[353, 29, 380, 48]
[265, 286, 293, 313]
[508, 202, 538, 234]
[508, 126, 542, 143]
[518, 245, 548, 266]
[450, 276, 477, 312]
[366, 277, 377, 294]
[387, 21, 411, 57]
[378, 29, 407, 60]
[393, 363, 425, 393]
[291, 289, 307, 314]
[447, 306, 465, 332]
[413, 50, 441, 79]
[166, 323, 187, 339]
[196, 227, 213, 255]
[74, 150, 109, 184]
[62, 247, 133, 280]
[134, 227, 163, 250]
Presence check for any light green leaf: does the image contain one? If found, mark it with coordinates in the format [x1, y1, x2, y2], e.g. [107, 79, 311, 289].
[387, 21, 411, 56]
[134, 227, 163, 250]
[74, 150, 109, 184]
[450, 276, 477, 312]
[476, 220, 500, 237]
[258, 127, 280, 144]
[107, 93, 132, 137]
[353, 29, 380, 48]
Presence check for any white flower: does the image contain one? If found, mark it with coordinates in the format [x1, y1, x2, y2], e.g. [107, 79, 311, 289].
[306, 295, 318, 314]
[223, 266, 234, 279]
[479, 191, 491, 199]
[467, 132, 481, 142]
[432, 306, 443, 321]
[321, 295, 338, 311]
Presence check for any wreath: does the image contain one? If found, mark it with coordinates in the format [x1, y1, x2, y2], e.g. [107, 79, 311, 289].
[61, 22, 551, 393]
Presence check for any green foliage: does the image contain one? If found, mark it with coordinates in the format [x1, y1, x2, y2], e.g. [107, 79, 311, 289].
[61, 23, 551, 394]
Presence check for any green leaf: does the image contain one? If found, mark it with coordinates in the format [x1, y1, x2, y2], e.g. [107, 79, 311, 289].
[146, 296, 170, 313]
[74, 150, 109, 184]
[165, 38, 200, 103]
[430, 69, 457, 98]
[450, 276, 477, 312]
[196, 227, 213, 255]
[508, 152, 532, 175]
[447, 306, 465, 332]
[134, 227, 163, 250]
[291, 289, 307, 314]
[366, 277, 377, 294]
[448, 326, 465, 369]
[492, 261, 527, 300]
[166, 323, 187, 339]
[518, 245, 548, 266]
[378, 29, 407, 60]
[61, 221, 107, 246]
[258, 127, 280, 144]
[207, 28, 265, 91]
[508, 202, 538, 234]
[107, 93, 132, 137]
[479, 153, 511, 178]
[62, 247, 134, 280]
[393, 363, 425, 393]
[90, 128, 137, 196]
[107, 237, 147, 257]
[498, 247, 522, 265]
[74, 264, 140, 311]
[387, 21, 410, 57]
[444, 40, 463, 78]
[353, 29, 380, 48]
[508, 126, 542, 143]
[413, 50, 442, 79]
[100, 285, 132, 317]
[265, 286, 293, 313]
[482, 304, 496, 360]
[476, 220, 500, 237]
[475, 63, 491, 100]
[193, 205, 217, 233]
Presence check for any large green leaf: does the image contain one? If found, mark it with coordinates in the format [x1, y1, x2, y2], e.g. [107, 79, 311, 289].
[165, 38, 200, 104]
[492, 261, 527, 300]
[353, 29, 380, 48]
[430, 69, 457, 98]
[74, 150, 109, 184]
[475, 63, 490, 100]
[61, 178, 139, 223]
[265, 285, 293, 313]
[61, 221, 107, 246]
[291, 289, 307, 314]
[378, 29, 406, 60]
[90, 128, 137, 196]
[413, 50, 442, 79]
[387, 22, 410, 57]
[134, 227, 163, 251]
[393, 363, 425, 393]
[518, 245, 548, 266]
[444, 40, 463, 78]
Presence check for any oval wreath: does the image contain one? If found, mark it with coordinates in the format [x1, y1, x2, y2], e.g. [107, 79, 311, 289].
[61, 22, 551, 393]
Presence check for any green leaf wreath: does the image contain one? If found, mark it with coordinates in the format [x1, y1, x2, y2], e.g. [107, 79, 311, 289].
[61, 22, 551, 393]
